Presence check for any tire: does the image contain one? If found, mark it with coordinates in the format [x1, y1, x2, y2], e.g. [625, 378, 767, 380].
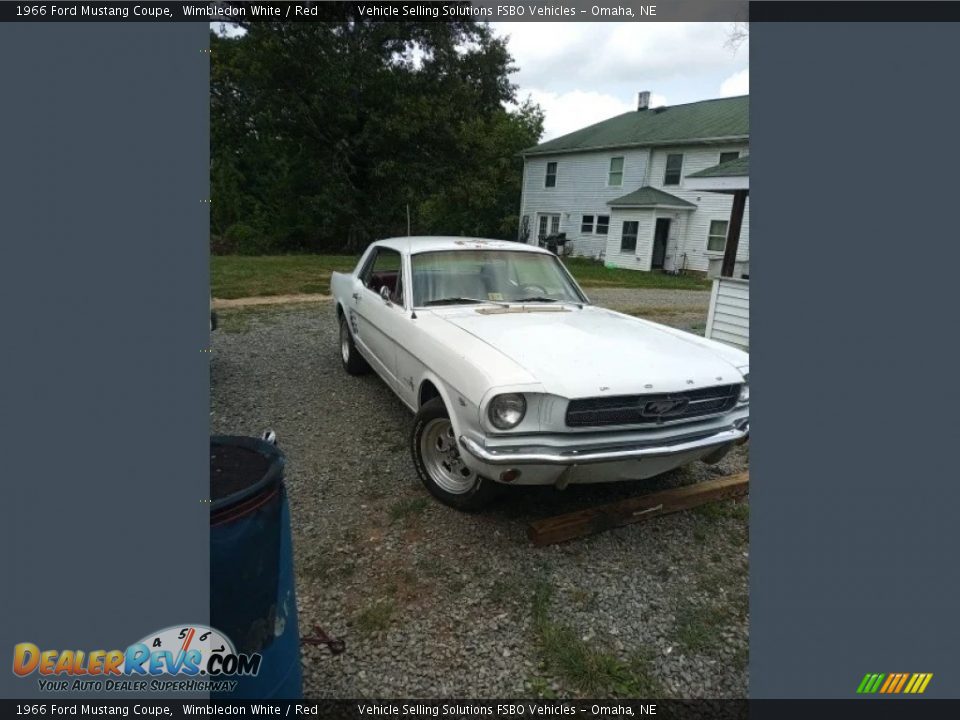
[339, 312, 369, 375]
[411, 397, 500, 511]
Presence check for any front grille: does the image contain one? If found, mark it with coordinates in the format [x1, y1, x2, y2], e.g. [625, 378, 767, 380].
[566, 385, 741, 428]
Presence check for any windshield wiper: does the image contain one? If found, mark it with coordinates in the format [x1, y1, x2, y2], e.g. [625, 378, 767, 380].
[514, 296, 558, 303]
[423, 297, 505, 307]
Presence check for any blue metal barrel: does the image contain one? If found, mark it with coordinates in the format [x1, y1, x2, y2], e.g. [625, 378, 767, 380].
[210, 435, 302, 699]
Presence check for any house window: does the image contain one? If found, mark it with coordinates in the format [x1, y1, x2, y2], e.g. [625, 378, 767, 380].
[581, 214, 594, 233]
[545, 162, 557, 188]
[596, 215, 610, 235]
[620, 221, 639, 253]
[664, 153, 683, 185]
[719, 151, 740, 165]
[608, 157, 624, 186]
[707, 220, 729, 253]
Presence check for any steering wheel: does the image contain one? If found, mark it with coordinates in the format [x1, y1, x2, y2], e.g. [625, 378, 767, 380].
[521, 284, 548, 296]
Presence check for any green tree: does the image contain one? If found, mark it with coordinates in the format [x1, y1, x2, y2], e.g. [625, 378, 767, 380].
[210, 21, 543, 254]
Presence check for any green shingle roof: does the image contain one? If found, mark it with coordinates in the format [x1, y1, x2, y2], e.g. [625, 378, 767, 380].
[607, 186, 697, 209]
[688, 154, 750, 178]
[523, 95, 749, 156]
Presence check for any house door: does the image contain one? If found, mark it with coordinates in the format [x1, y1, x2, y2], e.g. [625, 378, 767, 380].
[652, 218, 670, 269]
[537, 214, 561, 242]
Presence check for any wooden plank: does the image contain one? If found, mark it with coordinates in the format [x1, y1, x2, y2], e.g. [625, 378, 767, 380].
[715, 307, 750, 323]
[528, 472, 749, 547]
[711, 331, 749, 350]
[712, 318, 749, 334]
[718, 295, 750, 310]
[713, 313, 750, 335]
[718, 282, 750, 299]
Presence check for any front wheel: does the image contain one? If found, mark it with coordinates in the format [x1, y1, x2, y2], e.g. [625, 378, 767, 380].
[411, 397, 500, 511]
[339, 312, 369, 375]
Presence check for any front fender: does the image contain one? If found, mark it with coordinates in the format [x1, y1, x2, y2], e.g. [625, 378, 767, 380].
[417, 371, 480, 441]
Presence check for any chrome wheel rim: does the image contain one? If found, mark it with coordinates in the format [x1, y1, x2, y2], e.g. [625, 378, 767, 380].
[420, 418, 476, 495]
[340, 323, 351, 363]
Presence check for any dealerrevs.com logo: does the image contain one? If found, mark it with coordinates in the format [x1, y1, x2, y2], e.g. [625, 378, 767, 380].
[12, 624, 260, 693]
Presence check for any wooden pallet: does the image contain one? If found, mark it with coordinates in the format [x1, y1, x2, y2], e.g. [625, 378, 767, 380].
[527, 472, 749, 547]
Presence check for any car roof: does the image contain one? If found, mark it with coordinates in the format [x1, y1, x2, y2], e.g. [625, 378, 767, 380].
[374, 236, 551, 256]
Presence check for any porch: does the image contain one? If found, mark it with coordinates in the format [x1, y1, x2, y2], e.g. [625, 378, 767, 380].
[602, 186, 696, 273]
[687, 156, 750, 350]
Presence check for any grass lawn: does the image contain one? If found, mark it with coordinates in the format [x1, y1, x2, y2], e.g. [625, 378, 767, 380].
[561, 257, 711, 290]
[211, 255, 359, 299]
[211, 253, 710, 299]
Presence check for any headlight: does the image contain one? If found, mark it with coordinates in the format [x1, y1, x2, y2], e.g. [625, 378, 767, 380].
[738, 374, 750, 404]
[488, 393, 527, 430]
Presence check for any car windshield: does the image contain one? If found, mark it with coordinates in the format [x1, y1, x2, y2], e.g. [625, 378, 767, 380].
[411, 250, 585, 307]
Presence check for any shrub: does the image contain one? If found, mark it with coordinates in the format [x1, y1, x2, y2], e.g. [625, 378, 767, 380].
[223, 223, 272, 256]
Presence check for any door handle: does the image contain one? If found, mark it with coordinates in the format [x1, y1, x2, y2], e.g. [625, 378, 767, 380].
[351, 292, 360, 301]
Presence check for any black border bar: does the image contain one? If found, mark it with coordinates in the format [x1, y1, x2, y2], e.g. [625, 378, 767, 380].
[4, 699, 960, 719]
[3, 1, 960, 23]
[752, 0, 960, 21]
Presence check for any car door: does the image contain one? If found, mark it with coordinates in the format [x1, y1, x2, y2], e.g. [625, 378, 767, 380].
[350, 247, 407, 389]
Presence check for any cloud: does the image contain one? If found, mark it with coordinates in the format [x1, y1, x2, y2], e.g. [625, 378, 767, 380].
[494, 22, 748, 95]
[522, 89, 669, 141]
[720, 69, 750, 97]
[493, 22, 748, 143]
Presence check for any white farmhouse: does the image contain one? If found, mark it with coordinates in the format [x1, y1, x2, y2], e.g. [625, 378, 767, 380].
[518, 93, 749, 275]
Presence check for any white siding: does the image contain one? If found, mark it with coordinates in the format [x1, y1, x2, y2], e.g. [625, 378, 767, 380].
[646, 146, 750, 273]
[519, 143, 750, 272]
[603, 210, 656, 270]
[518, 148, 651, 259]
[603, 207, 693, 272]
[705, 278, 749, 350]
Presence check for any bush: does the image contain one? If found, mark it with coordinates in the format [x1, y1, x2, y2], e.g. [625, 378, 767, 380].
[221, 223, 272, 256]
[209, 233, 234, 255]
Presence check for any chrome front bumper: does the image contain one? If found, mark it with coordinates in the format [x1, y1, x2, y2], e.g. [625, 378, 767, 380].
[460, 425, 747, 465]
[457, 421, 749, 486]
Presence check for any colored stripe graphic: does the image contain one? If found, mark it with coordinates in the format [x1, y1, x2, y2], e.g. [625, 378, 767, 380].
[858, 672, 933, 694]
[894, 673, 910, 693]
[879, 675, 896, 693]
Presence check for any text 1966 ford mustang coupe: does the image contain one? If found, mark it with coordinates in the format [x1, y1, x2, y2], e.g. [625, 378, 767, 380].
[331, 237, 749, 510]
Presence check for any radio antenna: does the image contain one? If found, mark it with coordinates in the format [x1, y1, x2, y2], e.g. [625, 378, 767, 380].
[407, 204, 416, 319]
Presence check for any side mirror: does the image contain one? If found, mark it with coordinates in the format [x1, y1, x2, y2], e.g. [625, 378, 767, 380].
[380, 285, 392, 304]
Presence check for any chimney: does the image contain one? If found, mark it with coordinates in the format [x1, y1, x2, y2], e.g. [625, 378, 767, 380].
[637, 91, 651, 111]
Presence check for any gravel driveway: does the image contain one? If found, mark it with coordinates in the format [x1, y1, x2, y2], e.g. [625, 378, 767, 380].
[211, 286, 747, 699]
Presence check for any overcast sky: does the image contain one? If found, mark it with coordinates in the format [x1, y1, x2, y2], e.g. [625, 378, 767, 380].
[491, 22, 749, 141]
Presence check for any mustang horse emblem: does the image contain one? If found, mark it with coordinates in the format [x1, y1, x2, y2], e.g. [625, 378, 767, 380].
[641, 398, 690, 417]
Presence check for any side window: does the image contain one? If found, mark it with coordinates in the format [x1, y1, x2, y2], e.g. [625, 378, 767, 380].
[621, 221, 639, 252]
[707, 220, 729, 253]
[608, 157, 624, 186]
[362, 248, 404, 304]
[545, 162, 558, 188]
[664, 153, 683, 185]
[719, 151, 740, 165]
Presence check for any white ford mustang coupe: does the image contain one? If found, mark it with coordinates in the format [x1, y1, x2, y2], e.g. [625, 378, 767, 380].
[331, 237, 749, 510]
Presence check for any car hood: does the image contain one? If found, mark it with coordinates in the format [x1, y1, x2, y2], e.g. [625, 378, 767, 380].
[431, 305, 748, 398]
